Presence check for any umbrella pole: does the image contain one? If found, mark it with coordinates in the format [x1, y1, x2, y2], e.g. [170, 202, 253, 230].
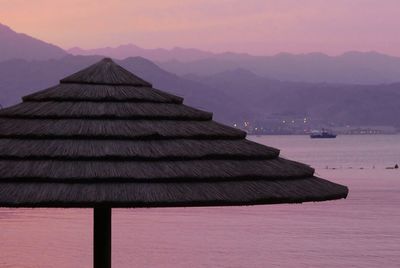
[94, 207, 112, 268]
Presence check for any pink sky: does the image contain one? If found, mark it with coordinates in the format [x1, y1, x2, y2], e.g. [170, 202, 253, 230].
[1, 0, 400, 56]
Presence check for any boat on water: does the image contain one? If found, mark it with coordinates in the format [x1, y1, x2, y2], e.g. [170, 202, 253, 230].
[310, 129, 337, 139]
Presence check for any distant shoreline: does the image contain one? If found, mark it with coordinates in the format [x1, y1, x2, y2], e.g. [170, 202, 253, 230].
[247, 133, 400, 136]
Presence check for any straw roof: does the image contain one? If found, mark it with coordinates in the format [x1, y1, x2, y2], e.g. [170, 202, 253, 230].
[0, 58, 348, 207]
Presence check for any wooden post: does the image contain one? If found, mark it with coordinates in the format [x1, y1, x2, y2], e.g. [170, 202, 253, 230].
[94, 207, 112, 268]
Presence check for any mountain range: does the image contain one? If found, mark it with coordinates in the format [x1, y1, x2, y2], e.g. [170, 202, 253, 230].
[1, 23, 400, 130]
[159, 51, 400, 84]
[1, 56, 400, 129]
[184, 69, 400, 127]
[0, 23, 66, 61]
[68, 45, 218, 62]
[3, 22, 400, 84]
[0, 56, 242, 123]
[69, 44, 400, 85]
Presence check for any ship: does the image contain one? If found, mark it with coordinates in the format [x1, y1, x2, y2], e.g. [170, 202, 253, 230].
[310, 129, 337, 139]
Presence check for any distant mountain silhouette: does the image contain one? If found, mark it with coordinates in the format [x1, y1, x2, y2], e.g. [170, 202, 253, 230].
[160, 51, 400, 84]
[3, 22, 400, 85]
[1, 25, 399, 128]
[1, 55, 399, 128]
[0, 23, 67, 62]
[184, 69, 400, 127]
[70, 43, 400, 84]
[0, 56, 242, 123]
[68, 44, 216, 62]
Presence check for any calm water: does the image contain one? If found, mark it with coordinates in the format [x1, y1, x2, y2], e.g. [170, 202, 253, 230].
[0, 135, 399, 268]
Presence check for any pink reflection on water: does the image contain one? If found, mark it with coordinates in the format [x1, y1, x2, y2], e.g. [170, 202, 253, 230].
[1, 135, 400, 267]
[0, 171, 399, 268]
[0, 208, 92, 268]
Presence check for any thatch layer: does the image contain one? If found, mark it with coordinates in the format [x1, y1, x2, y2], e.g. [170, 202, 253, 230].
[0, 101, 212, 120]
[0, 158, 314, 182]
[0, 119, 245, 139]
[0, 58, 348, 207]
[0, 139, 279, 160]
[60, 58, 152, 86]
[23, 84, 183, 103]
[0, 177, 348, 208]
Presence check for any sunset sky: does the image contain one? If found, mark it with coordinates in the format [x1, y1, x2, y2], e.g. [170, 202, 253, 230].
[1, 0, 399, 56]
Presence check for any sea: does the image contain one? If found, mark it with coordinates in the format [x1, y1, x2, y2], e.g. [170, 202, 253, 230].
[0, 135, 399, 268]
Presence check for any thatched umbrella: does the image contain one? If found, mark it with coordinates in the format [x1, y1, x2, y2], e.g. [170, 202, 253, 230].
[0, 58, 348, 268]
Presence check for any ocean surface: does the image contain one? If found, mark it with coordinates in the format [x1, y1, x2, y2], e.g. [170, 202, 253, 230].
[0, 135, 399, 268]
